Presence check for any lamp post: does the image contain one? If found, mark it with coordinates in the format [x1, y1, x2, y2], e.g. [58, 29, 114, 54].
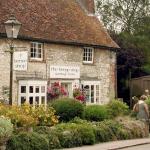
[4, 15, 21, 105]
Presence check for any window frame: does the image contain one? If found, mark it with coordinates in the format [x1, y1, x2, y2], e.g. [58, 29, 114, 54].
[81, 81, 101, 104]
[18, 80, 47, 106]
[30, 42, 43, 61]
[83, 47, 94, 64]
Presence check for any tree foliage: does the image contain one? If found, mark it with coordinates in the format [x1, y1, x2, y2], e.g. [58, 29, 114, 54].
[96, 0, 150, 33]
[96, 0, 150, 101]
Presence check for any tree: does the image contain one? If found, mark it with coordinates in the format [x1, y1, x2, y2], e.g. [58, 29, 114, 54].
[96, 0, 150, 33]
[96, 0, 150, 102]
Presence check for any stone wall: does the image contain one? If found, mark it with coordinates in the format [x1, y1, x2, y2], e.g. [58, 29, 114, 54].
[0, 38, 116, 104]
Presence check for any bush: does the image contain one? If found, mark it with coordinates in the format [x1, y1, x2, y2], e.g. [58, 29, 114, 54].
[46, 130, 62, 149]
[93, 121, 117, 142]
[0, 103, 58, 128]
[107, 100, 129, 118]
[34, 126, 61, 149]
[116, 116, 149, 138]
[0, 117, 13, 145]
[51, 98, 84, 122]
[145, 98, 150, 110]
[56, 123, 95, 147]
[6, 132, 49, 150]
[83, 105, 109, 121]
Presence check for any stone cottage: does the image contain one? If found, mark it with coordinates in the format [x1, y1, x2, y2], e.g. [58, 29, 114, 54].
[0, 0, 118, 106]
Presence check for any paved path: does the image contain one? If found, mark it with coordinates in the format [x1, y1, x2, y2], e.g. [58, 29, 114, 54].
[121, 144, 150, 150]
[64, 138, 150, 150]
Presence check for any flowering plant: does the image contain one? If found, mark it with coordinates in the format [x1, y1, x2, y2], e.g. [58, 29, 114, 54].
[47, 82, 67, 100]
[73, 88, 85, 103]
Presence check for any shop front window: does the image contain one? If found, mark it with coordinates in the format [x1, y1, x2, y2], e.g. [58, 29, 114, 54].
[18, 80, 47, 106]
[82, 81, 101, 104]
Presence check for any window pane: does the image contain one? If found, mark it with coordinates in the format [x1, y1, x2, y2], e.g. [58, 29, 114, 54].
[35, 97, 39, 105]
[84, 85, 90, 102]
[29, 86, 34, 93]
[41, 86, 45, 93]
[41, 96, 45, 104]
[21, 86, 26, 93]
[29, 97, 33, 105]
[36, 86, 39, 93]
[38, 43, 42, 49]
[21, 96, 26, 104]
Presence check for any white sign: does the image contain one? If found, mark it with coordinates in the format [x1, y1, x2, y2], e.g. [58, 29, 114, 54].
[13, 51, 28, 71]
[50, 66, 80, 79]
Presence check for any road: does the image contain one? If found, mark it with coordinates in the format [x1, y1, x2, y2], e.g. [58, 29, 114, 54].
[121, 144, 150, 150]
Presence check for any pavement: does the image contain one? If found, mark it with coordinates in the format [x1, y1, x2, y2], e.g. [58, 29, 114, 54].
[64, 138, 150, 150]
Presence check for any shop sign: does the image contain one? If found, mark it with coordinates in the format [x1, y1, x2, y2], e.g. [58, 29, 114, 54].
[13, 51, 28, 71]
[50, 66, 80, 79]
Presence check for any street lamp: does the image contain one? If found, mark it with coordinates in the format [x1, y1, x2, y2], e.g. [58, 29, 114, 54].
[4, 15, 21, 105]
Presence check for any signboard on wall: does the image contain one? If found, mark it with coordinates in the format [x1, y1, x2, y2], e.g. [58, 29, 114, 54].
[13, 51, 28, 71]
[50, 66, 80, 79]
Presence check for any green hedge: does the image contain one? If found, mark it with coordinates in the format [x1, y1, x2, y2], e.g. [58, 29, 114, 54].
[6, 132, 49, 150]
[51, 98, 84, 122]
[7, 117, 148, 149]
[83, 105, 109, 121]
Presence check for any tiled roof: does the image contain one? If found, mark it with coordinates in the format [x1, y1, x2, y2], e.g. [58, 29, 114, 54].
[0, 0, 118, 48]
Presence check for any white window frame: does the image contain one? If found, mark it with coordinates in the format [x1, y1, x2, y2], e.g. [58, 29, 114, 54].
[83, 47, 94, 64]
[18, 80, 47, 107]
[81, 81, 101, 105]
[30, 42, 43, 61]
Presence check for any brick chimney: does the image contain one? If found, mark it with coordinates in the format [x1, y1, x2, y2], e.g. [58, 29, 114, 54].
[78, 0, 95, 14]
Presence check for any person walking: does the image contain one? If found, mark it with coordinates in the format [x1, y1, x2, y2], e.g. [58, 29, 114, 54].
[133, 95, 149, 134]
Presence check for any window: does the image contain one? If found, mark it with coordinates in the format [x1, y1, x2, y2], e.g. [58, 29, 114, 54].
[83, 47, 94, 64]
[82, 81, 101, 104]
[29, 86, 34, 93]
[35, 86, 39, 93]
[21, 96, 26, 104]
[18, 80, 47, 106]
[41, 86, 45, 93]
[21, 86, 26, 93]
[30, 42, 43, 60]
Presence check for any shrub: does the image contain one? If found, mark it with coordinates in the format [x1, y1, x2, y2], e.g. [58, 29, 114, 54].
[83, 105, 109, 121]
[77, 125, 95, 145]
[57, 123, 95, 146]
[116, 116, 149, 138]
[93, 121, 117, 142]
[46, 130, 62, 149]
[0, 117, 13, 145]
[145, 98, 150, 110]
[34, 126, 61, 149]
[51, 98, 84, 122]
[31, 106, 59, 126]
[6, 132, 49, 150]
[0, 103, 58, 128]
[107, 100, 129, 118]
